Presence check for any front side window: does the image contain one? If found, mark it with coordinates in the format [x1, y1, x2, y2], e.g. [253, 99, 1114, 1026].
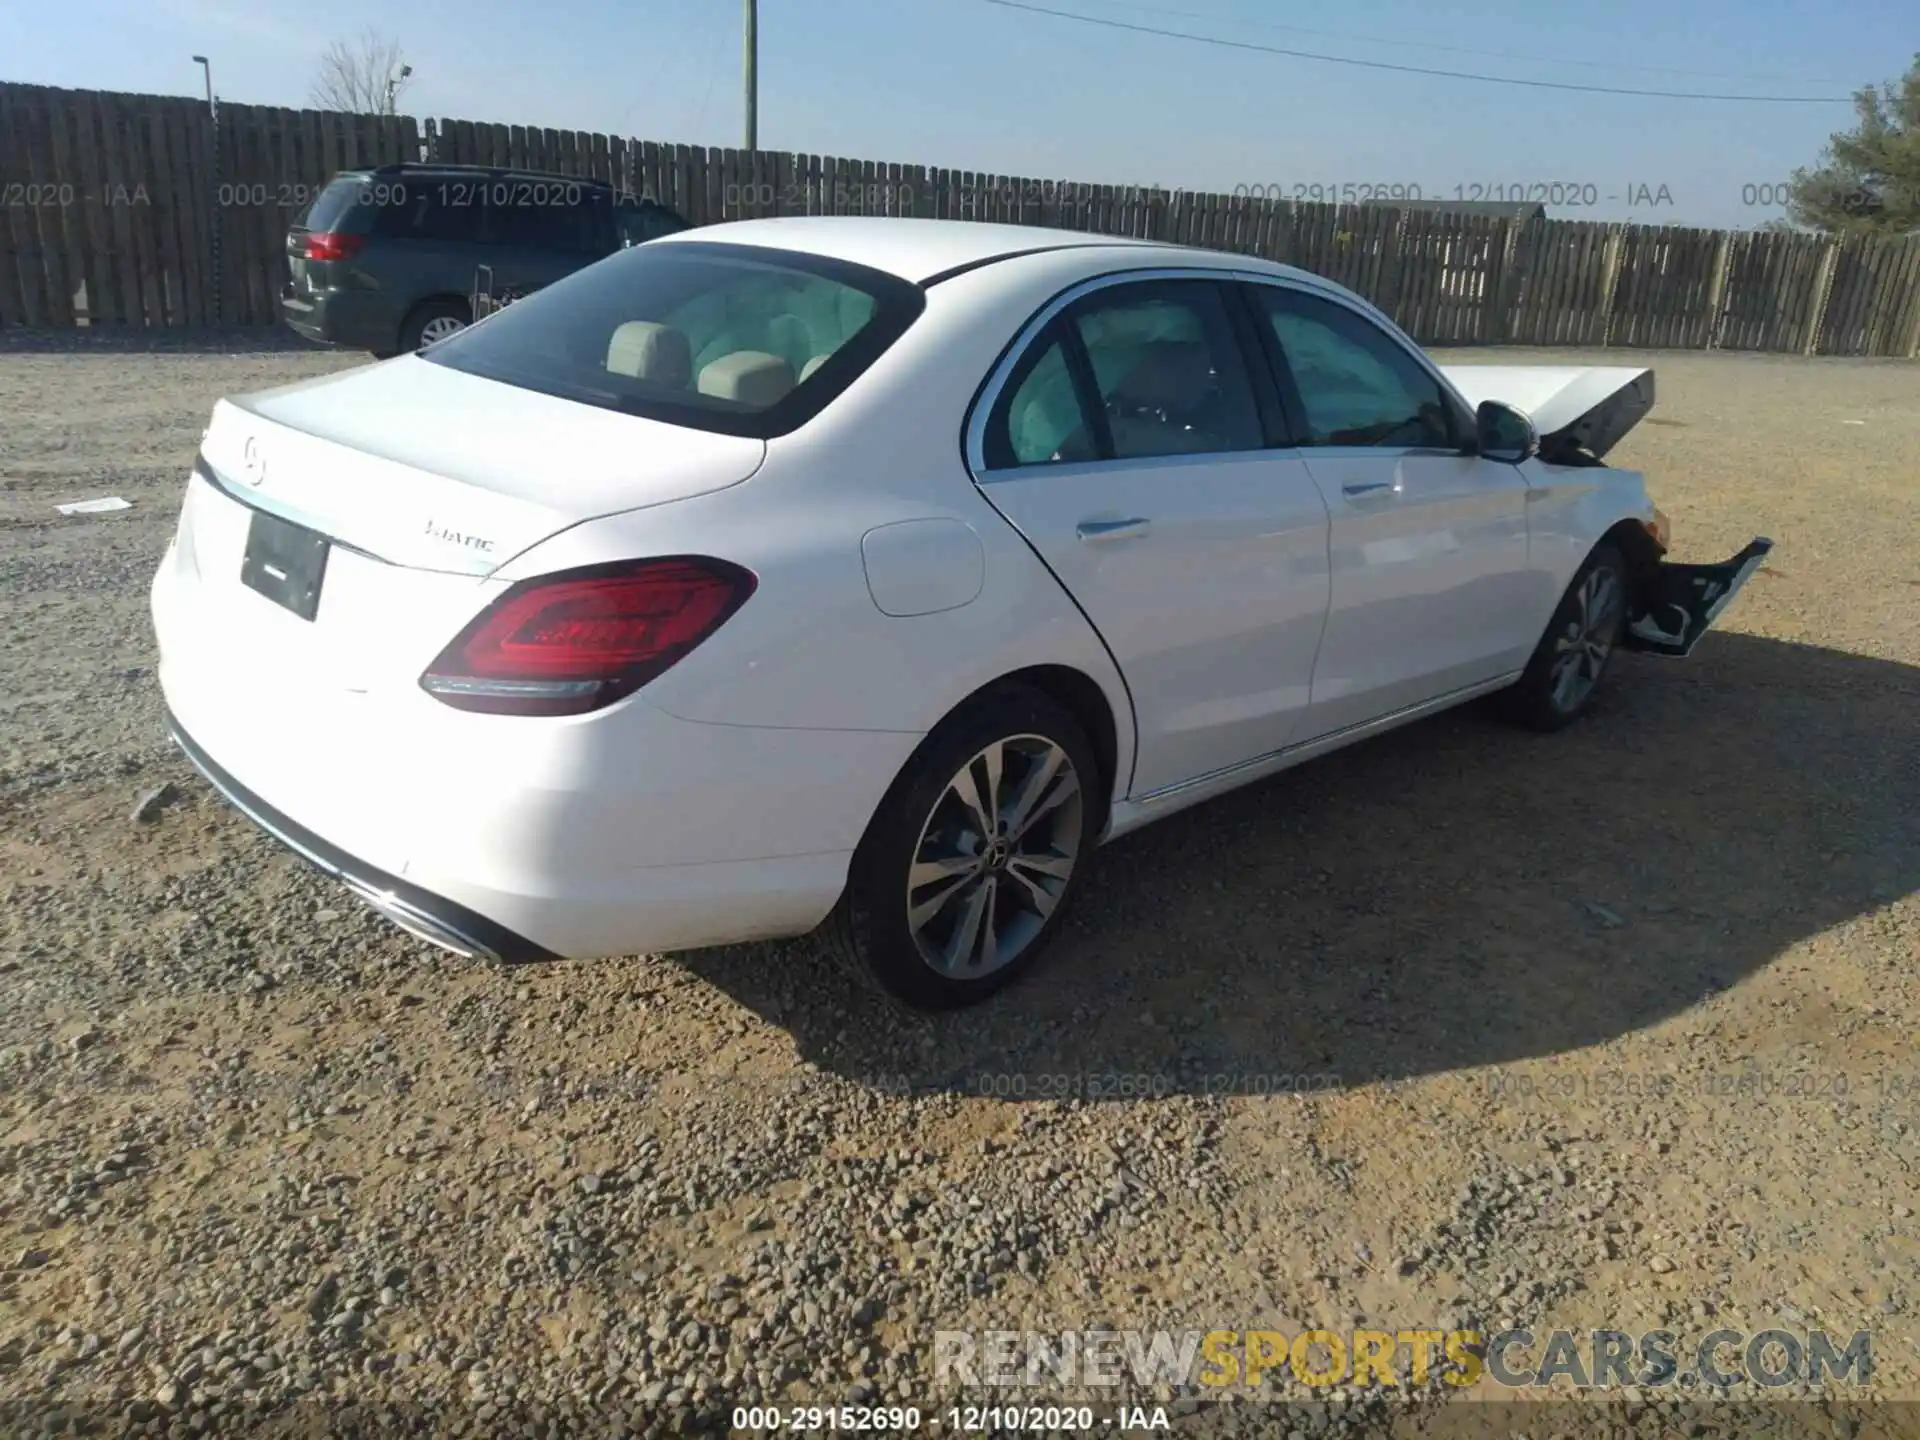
[423, 241, 923, 437]
[1253, 287, 1455, 448]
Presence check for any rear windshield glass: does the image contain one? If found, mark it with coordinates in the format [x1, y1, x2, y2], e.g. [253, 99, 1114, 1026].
[299, 174, 371, 232]
[421, 241, 925, 438]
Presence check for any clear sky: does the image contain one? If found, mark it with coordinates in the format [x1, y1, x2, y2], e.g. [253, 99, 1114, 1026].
[3, 0, 1911, 228]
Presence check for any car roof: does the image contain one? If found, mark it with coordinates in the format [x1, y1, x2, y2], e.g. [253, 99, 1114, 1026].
[344, 162, 618, 190]
[650, 215, 1314, 286]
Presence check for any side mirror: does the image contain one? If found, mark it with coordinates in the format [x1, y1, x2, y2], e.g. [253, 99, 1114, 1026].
[1475, 400, 1539, 464]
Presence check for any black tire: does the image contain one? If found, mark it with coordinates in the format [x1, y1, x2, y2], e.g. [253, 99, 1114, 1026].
[395, 298, 470, 354]
[1498, 541, 1630, 732]
[824, 684, 1102, 1011]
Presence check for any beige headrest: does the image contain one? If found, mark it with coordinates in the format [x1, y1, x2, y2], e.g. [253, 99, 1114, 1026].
[606, 321, 692, 387]
[799, 354, 830, 383]
[698, 350, 796, 407]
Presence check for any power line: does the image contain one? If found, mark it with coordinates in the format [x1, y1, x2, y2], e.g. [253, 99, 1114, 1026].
[1063, 0, 1858, 88]
[977, 0, 1857, 102]
[691, 0, 735, 137]
[616, 0, 703, 134]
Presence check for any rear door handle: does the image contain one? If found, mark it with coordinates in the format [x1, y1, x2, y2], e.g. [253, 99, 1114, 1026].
[1076, 517, 1152, 543]
[1341, 481, 1398, 498]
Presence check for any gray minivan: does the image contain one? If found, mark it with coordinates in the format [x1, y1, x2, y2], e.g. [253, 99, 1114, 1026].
[280, 163, 690, 356]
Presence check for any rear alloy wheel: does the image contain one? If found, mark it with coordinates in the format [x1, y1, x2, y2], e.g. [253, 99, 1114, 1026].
[1499, 542, 1629, 731]
[397, 299, 470, 354]
[827, 687, 1099, 1010]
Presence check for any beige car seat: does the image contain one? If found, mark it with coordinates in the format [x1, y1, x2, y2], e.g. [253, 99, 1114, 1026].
[698, 351, 797, 407]
[606, 321, 693, 388]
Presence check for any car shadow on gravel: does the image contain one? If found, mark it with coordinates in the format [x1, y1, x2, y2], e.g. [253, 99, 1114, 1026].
[677, 632, 1919, 1099]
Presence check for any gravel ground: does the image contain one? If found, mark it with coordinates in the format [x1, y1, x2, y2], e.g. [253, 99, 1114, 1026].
[1, 337, 1916, 1439]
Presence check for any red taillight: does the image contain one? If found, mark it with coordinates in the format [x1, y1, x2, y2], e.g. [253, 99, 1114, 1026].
[304, 231, 364, 262]
[420, 557, 757, 716]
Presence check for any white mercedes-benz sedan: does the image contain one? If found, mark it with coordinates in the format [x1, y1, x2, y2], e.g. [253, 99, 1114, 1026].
[152, 217, 1769, 1008]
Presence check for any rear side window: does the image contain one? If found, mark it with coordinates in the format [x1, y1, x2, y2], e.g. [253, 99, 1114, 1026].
[617, 202, 691, 247]
[981, 279, 1265, 469]
[986, 326, 1097, 467]
[369, 185, 475, 243]
[1067, 281, 1264, 459]
[483, 189, 611, 253]
[423, 240, 925, 438]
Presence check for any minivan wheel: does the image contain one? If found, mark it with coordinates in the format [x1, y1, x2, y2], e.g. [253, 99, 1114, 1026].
[397, 299, 470, 354]
[826, 686, 1100, 1011]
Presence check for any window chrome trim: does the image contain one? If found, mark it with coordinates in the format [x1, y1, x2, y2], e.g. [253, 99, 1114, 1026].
[963, 263, 1475, 481]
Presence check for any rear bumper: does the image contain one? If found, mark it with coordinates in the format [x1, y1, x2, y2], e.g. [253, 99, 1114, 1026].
[278, 285, 397, 352]
[167, 708, 556, 964]
[150, 517, 912, 959]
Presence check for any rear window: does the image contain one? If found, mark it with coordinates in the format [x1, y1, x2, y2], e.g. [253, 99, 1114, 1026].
[422, 240, 926, 438]
[298, 174, 372, 232]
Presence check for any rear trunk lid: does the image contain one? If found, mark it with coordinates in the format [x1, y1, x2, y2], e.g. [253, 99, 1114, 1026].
[205, 355, 766, 576]
[163, 358, 765, 704]
[1440, 365, 1655, 462]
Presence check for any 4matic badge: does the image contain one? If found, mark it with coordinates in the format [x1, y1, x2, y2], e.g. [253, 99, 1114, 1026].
[423, 519, 496, 553]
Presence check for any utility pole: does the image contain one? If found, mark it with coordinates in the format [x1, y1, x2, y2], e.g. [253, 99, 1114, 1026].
[194, 56, 220, 325]
[384, 63, 412, 115]
[743, 0, 758, 151]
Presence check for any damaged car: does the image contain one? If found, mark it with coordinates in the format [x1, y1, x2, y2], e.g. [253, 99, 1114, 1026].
[152, 218, 1770, 1010]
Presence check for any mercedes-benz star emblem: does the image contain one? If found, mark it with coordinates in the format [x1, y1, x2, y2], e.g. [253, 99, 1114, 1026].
[242, 436, 266, 486]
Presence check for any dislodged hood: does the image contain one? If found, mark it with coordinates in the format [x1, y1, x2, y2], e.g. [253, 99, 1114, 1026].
[1440, 365, 1655, 461]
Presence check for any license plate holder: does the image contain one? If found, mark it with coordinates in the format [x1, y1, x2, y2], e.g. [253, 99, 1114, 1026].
[240, 509, 330, 621]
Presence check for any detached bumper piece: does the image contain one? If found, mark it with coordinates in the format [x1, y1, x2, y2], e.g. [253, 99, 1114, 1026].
[165, 709, 558, 965]
[1624, 537, 1774, 658]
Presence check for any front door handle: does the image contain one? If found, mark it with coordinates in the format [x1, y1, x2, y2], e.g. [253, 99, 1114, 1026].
[1076, 517, 1152, 543]
[1341, 481, 1398, 498]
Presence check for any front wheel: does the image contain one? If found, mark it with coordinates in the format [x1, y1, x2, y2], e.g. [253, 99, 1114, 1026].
[826, 686, 1101, 1010]
[1498, 542, 1629, 731]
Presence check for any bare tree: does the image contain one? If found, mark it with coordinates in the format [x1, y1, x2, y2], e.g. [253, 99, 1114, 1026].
[311, 29, 413, 115]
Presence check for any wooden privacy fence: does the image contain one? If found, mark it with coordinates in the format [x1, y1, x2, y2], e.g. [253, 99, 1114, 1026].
[6, 80, 1920, 356]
